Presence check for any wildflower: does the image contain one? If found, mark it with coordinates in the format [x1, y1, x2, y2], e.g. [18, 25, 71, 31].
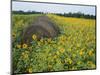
[16, 44, 21, 48]
[22, 43, 28, 49]
[32, 34, 37, 40]
[88, 50, 93, 56]
[59, 48, 65, 53]
[79, 50, 83, 56]
[87, 61, 93, 65]
[87, 61, 96, 68]
[28, 68, 32, 73]
[22, 52, 28, 59]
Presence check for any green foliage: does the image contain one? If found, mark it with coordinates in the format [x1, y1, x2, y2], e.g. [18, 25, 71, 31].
[12, 14, 96, 74]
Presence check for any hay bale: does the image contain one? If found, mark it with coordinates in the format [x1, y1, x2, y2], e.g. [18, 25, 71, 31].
[22, 16, 60, 44]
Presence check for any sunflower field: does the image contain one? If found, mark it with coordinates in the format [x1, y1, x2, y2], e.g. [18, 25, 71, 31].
[12, 14, 96, 74]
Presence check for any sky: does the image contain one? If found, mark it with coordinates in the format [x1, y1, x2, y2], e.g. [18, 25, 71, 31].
[12, 1, 96, 15]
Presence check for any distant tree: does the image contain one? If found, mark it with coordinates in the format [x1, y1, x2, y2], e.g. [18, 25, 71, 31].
[12, 10, 96, 19]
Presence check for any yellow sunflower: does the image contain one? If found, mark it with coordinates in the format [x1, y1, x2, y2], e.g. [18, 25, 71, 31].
[88, 50, 93, 56]
[79, 50, 83, 56]
[28, 68, 32, 73]
[59, 48, 65, 53]
[22, 52, 28, 59]
[32, 34, 37, 40]
[16, 44, 21, 49]
[22, 43, 28, 49]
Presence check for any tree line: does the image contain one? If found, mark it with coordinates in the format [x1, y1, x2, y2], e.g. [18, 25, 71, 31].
[12, 11, 96, 19]
[56, 12, 96, 19]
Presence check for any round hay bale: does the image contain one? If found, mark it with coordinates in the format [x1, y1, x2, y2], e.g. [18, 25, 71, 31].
[22, 16, 60, 44]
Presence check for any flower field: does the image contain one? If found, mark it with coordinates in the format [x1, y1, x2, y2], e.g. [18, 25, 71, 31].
[12, 14, 96, 74]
